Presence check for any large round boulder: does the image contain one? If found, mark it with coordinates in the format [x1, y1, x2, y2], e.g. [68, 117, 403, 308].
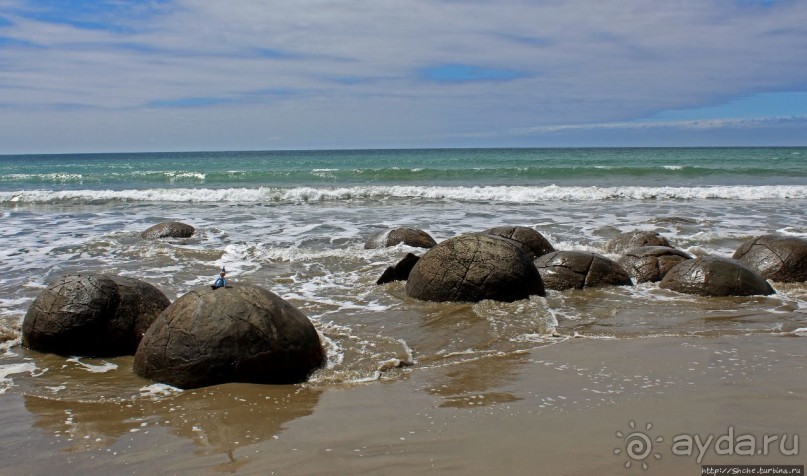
[134, 284, 325, 389]
[535, 251, 633, 290]
[732, 234, 807, 283]
[482, 226, 554, 259]
[659, 256, 775, 297]
[605, 231, 671, 253]
[141, 221, 195, 239]
[364, 227, 437, 249]
[22, 274, 170, 357]
[406, 234, 544, 303]
[618, 246, 693, 283]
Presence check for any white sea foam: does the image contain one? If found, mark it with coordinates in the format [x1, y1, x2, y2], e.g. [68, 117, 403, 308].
[0, 362, 36, 394]
[4, 185, 807, 204]
[662, 165, 684, 170]
[139, 383, 183, 399]
[66, 357, 118, 373]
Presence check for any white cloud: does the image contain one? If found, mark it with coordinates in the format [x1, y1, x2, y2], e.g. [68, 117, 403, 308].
[1, 0, 806, 151]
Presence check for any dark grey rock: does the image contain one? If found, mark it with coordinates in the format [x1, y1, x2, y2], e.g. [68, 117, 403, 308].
[618, 246, 693, 283]
[732, 234, 807, 283]
[659, 256, 775, 297]
[535, 251, 633, 290]
[405, 234, 544, 303]
[377, 253, 420, 285]
[134, 284, 325, 389]
[22, 274, 170, 357]
[605, 231, 671, 253]
[141, 222, 195, 239]
[364, 227, 437, 249]
[482, 226, 554, 259]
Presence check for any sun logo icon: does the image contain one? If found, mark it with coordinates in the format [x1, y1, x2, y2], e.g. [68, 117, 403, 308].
[614, 421, 664, 470]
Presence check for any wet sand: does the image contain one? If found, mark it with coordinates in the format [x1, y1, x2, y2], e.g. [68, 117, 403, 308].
[1, 334, 804, 475]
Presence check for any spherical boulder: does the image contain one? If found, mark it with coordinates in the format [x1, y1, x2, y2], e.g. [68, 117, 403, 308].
[618, 246, 693, 283]
[22, 274, 170, 357]
[141, 221, 195, 239]
[605, 231, 671, 253]
[659, 256, 775, 297]
[406, 234, 544, 303]
[732, 234, 807, 283]
[134, 285, 325, 389]
[535, 251, 633, 291]
[482, 226, 554, 259]
[364, 227, 437, 249]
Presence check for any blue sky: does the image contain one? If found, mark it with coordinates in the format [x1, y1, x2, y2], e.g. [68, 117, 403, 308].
[0, 0, 805, 153]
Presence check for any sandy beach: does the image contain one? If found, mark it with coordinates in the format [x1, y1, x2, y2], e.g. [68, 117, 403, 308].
[1, 333, 804, 475]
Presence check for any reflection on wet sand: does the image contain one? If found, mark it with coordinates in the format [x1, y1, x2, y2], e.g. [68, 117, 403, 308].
[424, 352, 527, 408]
[24, 383, 323, 471]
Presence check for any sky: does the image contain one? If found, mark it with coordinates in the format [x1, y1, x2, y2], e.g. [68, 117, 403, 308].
[0, 0, 806, 153]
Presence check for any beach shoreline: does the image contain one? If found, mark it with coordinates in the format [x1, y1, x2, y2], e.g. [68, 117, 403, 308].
[1, 334, 804, 475]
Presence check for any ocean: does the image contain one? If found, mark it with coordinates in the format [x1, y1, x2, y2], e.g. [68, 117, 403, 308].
[1, 147, 806, 473]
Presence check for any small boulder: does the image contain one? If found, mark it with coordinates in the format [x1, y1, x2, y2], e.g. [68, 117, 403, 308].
[618, 246, 693, 283]
[535, 251, 633, 291]
[406, 234, 544, 303]
[22, 274, 170, 357]
[659, 256, 775, 297]
[364, 227, 437, 249]
[732, 234, 807, 282]
[134, 284, 325, 389]
[377, 253, 420, 285]
[482, 226, 554, 259]
[605, 231, 671, 253]
[141, 221, 195, 239]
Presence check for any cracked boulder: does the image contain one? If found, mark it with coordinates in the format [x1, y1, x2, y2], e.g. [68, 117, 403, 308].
[605, 230, 671, 253]
[406, 234, 544, 303]
[134, 284, 325, 389]
[617, 246, 693, 283]
[659, 256, 775, 297]
[482, 226, 554, 259]
[732, 234, 807, 282]
[22, 274, 170, 357]
[377, 253, 420, 285]
[141, 221, 195, 239]
[535, 251, 633, 291]
[364, 227, 437, 249]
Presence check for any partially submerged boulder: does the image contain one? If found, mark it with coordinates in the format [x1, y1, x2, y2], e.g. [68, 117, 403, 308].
[482, 226, 554, 259]
[605, 231, 671, 254]
[377, 253, 420, 285]
[618, 246, 693, 283]
[364, 227, 437, 249]
[535, 251, 633, 291]
[22, 274, 170, 357]
[659, 256, 775, 297]
[134, 284, 325, 389]
[406, 234, 544, 303]
[732, 234, 807, 283]
[141, 221, 195, 239]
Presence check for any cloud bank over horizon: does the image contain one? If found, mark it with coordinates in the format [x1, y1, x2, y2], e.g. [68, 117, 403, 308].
[0, 0, 806, 153]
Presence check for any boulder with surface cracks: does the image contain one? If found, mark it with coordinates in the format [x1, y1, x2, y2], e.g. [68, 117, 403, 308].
[732, 234, 807, 283]
[141, 221, 195, 239]
[618, 246, 693, 283]
[406, 234, 544, 303]
[134, 284, 325, 389]
[659, 256, 775, 297]
[605, 231, 671, 254]
[482, 226, 554, 259]
[535, 251, 633, 291]
[364, 227, 437, 249]
[22, 274, 170, 356]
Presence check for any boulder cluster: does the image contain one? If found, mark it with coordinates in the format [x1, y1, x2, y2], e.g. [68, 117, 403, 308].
[21, 222, 806, 390]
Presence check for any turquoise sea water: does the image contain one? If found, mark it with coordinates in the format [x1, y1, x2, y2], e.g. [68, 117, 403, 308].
[1, 147, 806, 195]
[1, 146, 807, 392]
